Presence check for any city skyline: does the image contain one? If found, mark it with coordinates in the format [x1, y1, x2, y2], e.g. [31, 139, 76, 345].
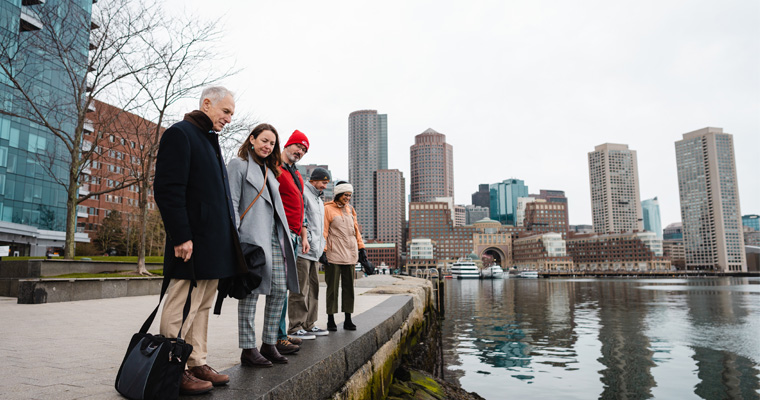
[117, 0, 760, 227]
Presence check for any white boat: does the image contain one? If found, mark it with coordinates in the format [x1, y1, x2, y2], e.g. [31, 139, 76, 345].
[451, 259, 480, 279]
[517, 271, 539, 278]
[480, 265, 506, 279]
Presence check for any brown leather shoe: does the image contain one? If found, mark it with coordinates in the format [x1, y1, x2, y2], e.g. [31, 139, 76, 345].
[260, 343, 288, 363]
[240, 348, 273, 368]
[180, 370, 213, 395]
[276, 339, 300, 355]
[288, 336, 303, 345]
[189, 364, 230, 386]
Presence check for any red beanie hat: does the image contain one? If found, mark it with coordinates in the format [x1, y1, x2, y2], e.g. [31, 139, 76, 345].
[284, 130, 309, 152]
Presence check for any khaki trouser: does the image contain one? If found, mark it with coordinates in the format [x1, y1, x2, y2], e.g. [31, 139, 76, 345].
[288, 257, 320, 334]
[159, 279, 218, 368]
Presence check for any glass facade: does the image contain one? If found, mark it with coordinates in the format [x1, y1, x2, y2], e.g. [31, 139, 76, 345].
[0, 0, 93, 255]
[489, 178, 528, 226]
[641, 197, 662, 239]
[743, 215, 760, 232]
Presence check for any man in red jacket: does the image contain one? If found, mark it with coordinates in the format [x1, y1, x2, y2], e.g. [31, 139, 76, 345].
[274, 130, 313, 353]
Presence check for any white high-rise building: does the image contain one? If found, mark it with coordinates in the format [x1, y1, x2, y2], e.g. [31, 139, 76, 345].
[675, 127, 746, 272]
[588, 143, 643, 234]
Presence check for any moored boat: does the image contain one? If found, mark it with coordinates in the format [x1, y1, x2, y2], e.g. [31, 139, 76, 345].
[451, 259, 480, 279]
[480, 265, 506, 279]
[516, 271, 539, 278]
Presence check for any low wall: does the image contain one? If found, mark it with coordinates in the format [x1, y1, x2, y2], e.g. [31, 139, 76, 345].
[17, 277, 163, 304]
[0, 259, 162, 278]
[332, 277, 433, 399]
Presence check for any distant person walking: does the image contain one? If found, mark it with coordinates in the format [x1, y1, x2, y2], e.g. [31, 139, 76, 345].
[228, 123, 299, 366]
[288, 167, 331, 339]
[153, 86, 242, 395]
[321, 181, 367, 331]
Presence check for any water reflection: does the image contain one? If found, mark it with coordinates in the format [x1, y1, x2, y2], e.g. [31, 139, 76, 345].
[441, 278, 760, 399]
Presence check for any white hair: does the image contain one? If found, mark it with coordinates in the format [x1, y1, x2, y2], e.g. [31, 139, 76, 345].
[199, 86, 234, 108]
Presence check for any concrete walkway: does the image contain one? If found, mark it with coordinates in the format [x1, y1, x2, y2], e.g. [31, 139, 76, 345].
[0, 275, 408, 400]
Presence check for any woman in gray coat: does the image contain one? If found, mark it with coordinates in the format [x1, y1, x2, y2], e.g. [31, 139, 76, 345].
[227, 123, 299, 367]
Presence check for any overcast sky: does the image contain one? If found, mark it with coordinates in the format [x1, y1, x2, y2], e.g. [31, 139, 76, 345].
[165, 0, 759, 226]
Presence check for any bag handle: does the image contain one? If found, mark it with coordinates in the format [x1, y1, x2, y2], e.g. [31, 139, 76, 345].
[240, 166, 268, 221]
[139, 267, 196, 340]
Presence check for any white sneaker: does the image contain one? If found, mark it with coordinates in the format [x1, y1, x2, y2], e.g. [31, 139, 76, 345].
[310, 326, 329, 336]
[293, 329, 316, 339]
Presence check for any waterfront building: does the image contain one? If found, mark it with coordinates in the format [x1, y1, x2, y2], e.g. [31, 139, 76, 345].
[409, 129, 454, 203]
[515, 197, 538, 227]
[76, 100, 160, 236]
[364, 242, 398, 269]
[0, 0, 93, 255]
[588, 143, 643, 234]
[297, 164, 334, 201]
[524, 201, 569, 239]
[744, 226, 760, 247]
[512, 232, 573, 272]
[532, 189, 570, 228]
[471, 218, 512, 268]
[408, 201, 475, 266]
[663, 222, 683, 240]
[566, 231, 670, 272]
[464, 205, 489, 225]
[489, 178, 529, 226]
[375, 169, 405, 255]
[641, 197, 662, 239]
[407, 238, 436, 271]
[743, 215, 760, 232]
[348, 110, 387, 240]
[471, 184, 490, 208]
[675, 127, 746, 272]
[662, 239, 685, 269]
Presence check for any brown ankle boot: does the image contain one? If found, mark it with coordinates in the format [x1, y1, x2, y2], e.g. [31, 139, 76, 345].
[260, 343, 288, 364]
[241, 348, 273, 368]
[180, 370, 213, 395]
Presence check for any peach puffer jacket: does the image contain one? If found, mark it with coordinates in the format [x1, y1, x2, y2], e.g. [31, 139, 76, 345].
[323, 201, 365, 265]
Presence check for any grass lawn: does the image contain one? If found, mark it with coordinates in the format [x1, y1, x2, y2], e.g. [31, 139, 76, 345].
[44, 269, 164, 278]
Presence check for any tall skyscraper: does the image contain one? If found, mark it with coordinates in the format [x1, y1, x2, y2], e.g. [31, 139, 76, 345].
[588, 143, 643, 234]
[409, 129, 454, 203]
[471, 184, 490, 208]
[489, 179, 528, 226]
[641, 197, 662, 239]
[0, 0, 93, 255]
[375, 169, 405, 255]
[675, 127, 746, 272]
[348, 110, 388, 239]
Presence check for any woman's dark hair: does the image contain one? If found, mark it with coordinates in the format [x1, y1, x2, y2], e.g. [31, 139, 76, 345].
[237, 123, 282, 177]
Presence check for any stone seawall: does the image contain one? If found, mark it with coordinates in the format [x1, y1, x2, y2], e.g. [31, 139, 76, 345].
[332, 277, 433, 399]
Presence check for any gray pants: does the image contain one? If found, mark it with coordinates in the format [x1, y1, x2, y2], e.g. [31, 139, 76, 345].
[287, 257, 320, 333]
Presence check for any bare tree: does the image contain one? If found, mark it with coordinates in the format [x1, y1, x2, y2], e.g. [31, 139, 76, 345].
[123, 13, 243, 275]
[0, 0, 159, 258]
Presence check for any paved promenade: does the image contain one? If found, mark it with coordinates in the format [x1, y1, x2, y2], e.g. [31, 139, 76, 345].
[0, 276, 404, 400]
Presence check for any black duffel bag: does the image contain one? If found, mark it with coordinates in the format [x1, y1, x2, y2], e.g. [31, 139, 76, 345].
[115, 274, 195, 400]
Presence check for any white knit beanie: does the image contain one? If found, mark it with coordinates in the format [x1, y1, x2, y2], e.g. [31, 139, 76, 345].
[334, 183, 354, 197]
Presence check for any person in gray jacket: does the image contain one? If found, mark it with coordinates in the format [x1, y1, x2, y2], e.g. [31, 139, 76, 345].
[227, 123, 300, 367]
[288, 167, 331, 339]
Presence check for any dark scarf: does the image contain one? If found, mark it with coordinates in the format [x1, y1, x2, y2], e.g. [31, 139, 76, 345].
[283, 163, 303, 193]
[184, 110, 214, 134]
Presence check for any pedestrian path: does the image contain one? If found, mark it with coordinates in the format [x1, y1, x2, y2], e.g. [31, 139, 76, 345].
[0, 278, 399, 400]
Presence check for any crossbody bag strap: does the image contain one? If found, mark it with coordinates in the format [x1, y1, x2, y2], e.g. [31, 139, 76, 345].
[240, 166, 268, 221]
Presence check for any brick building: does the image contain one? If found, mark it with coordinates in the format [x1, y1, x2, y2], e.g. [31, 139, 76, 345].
[523, 201, 568, 239]
[76, 100, 159, 236]
[364, 242, 398, 269]
[566, 231, 670, 272]
[512, 232, 573, 272]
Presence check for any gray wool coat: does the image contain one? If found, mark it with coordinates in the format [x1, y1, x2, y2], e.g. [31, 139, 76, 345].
[227, 155, 299, 295]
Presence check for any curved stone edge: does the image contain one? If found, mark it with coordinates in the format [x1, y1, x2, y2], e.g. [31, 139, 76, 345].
[331, 276, 434, 400]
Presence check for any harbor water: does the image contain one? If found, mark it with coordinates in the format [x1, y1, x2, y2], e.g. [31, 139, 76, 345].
[441, 277, 760, 399]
